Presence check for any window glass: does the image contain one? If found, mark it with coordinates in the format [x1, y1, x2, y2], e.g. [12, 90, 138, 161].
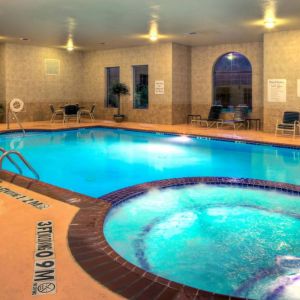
[106, 67, 120, 108]
[213, 52, 252, 109]
[133, 65, 148, 109]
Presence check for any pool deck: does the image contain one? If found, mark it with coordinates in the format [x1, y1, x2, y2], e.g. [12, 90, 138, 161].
[1, 119, 300, 300]
[0, 179, 122, 300]
[1, 119, 300, 147]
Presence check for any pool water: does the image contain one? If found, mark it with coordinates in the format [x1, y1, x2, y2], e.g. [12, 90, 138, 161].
[0, 128, 300, 197]
[104, 185, 300, 299]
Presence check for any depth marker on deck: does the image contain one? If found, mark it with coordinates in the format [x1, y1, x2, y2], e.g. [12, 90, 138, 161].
[0, 181, 50, 210]
[32, 221, 56, 296]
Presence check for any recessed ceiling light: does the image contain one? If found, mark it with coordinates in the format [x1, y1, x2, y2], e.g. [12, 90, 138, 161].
[20, 37, 29, 41]
[184, 32, 198, 36]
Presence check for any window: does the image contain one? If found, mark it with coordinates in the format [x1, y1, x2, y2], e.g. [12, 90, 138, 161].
[213, 52, 252, 109]
[106, 67, 120, 108]
[133, 65, 148, 109]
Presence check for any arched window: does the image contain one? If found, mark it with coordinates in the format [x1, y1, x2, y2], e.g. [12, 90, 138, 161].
[213, 52, 252, 109]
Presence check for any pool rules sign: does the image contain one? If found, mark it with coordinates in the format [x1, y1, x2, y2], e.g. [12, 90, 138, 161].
[32, 221, 56, 296]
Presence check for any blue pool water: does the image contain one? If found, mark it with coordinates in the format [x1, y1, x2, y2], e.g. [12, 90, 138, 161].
[0, 127, 300, 197]
[104, 185, 300, 299]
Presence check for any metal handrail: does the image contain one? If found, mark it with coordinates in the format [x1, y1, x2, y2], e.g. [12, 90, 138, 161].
[0, 147, 22, 174]
[0, 150, 40, 180]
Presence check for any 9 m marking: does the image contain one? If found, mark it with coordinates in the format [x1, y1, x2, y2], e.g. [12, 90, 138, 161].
[32, 221, 56, 296]
[32, 260, 56, 296]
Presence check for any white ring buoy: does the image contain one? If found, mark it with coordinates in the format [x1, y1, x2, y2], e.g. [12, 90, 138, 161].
[10, 98, 24, 113]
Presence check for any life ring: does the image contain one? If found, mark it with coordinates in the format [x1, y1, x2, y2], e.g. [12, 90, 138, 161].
[9, 98, 24, 113]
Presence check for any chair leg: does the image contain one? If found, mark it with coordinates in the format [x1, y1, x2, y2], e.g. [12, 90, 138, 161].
[293, 127, 296, 138]
[50, 113, 55, 122]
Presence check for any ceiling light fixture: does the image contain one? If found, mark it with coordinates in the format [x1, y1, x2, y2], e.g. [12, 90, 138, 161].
[264, 18, 276, 29]
[263, 0, 276, 29]
[66, 35, 74, 51]
[149, 20, 158, 42]
[20, 37, 29, 41]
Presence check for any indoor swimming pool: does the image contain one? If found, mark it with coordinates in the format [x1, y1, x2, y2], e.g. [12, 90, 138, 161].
[0, 127, 299, 197]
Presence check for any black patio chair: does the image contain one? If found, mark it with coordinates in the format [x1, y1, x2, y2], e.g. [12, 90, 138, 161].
[78, 104, 96, 122]
[275, 111, 300, 137]
[63, 104, 80, 123]
[198, 105, 223, 127]
[49, 104, 63, 122]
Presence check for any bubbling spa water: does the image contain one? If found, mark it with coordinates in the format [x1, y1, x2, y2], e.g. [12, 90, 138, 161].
[104, 185, 300, 299]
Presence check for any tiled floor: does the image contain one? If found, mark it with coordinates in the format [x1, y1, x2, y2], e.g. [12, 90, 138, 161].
[0, 119, 300, 300]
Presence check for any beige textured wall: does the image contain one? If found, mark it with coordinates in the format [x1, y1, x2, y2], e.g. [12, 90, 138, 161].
[82, 43, 173, 124]
[191, 42, 263, 122]
[4, 43, 84, 121]
[6, 34, 300, 130]
[0, 44, 5, 113]
[172, 44, 191, 124]
[264, 30, 300, 132]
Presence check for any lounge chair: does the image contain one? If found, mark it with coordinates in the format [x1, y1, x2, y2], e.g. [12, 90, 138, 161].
[78, 104, 96, 122]
[63, 104, 80, 123]
[188, 114, 201, 125]
[198, 105, 223, 127]
[217, 105, 248, 130]
[49, 104, 63, 122]
[275, 111, 300, 137]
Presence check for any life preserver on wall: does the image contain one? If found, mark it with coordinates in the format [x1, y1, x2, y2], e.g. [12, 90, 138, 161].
[9, 98, 24, 113]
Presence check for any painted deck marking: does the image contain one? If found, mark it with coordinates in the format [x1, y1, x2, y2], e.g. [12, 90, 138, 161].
[32, 221, 56, 296]
[0, 181, 49, 210]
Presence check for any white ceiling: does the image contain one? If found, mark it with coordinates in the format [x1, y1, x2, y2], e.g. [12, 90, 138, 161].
[0, 0, 300, 51]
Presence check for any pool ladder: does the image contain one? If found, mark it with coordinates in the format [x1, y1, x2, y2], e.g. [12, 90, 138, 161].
[0, 148, 40, 180]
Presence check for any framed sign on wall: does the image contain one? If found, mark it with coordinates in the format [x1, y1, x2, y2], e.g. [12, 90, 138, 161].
[155, 80, 164, 95]
[268, 79, 286, 102]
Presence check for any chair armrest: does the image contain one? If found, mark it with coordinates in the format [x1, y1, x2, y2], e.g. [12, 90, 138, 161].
[281, 122, 296, 125]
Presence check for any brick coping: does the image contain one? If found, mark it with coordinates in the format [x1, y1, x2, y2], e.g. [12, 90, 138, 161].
[1, 124, 300, 150]
[1, 171, 300, 299]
